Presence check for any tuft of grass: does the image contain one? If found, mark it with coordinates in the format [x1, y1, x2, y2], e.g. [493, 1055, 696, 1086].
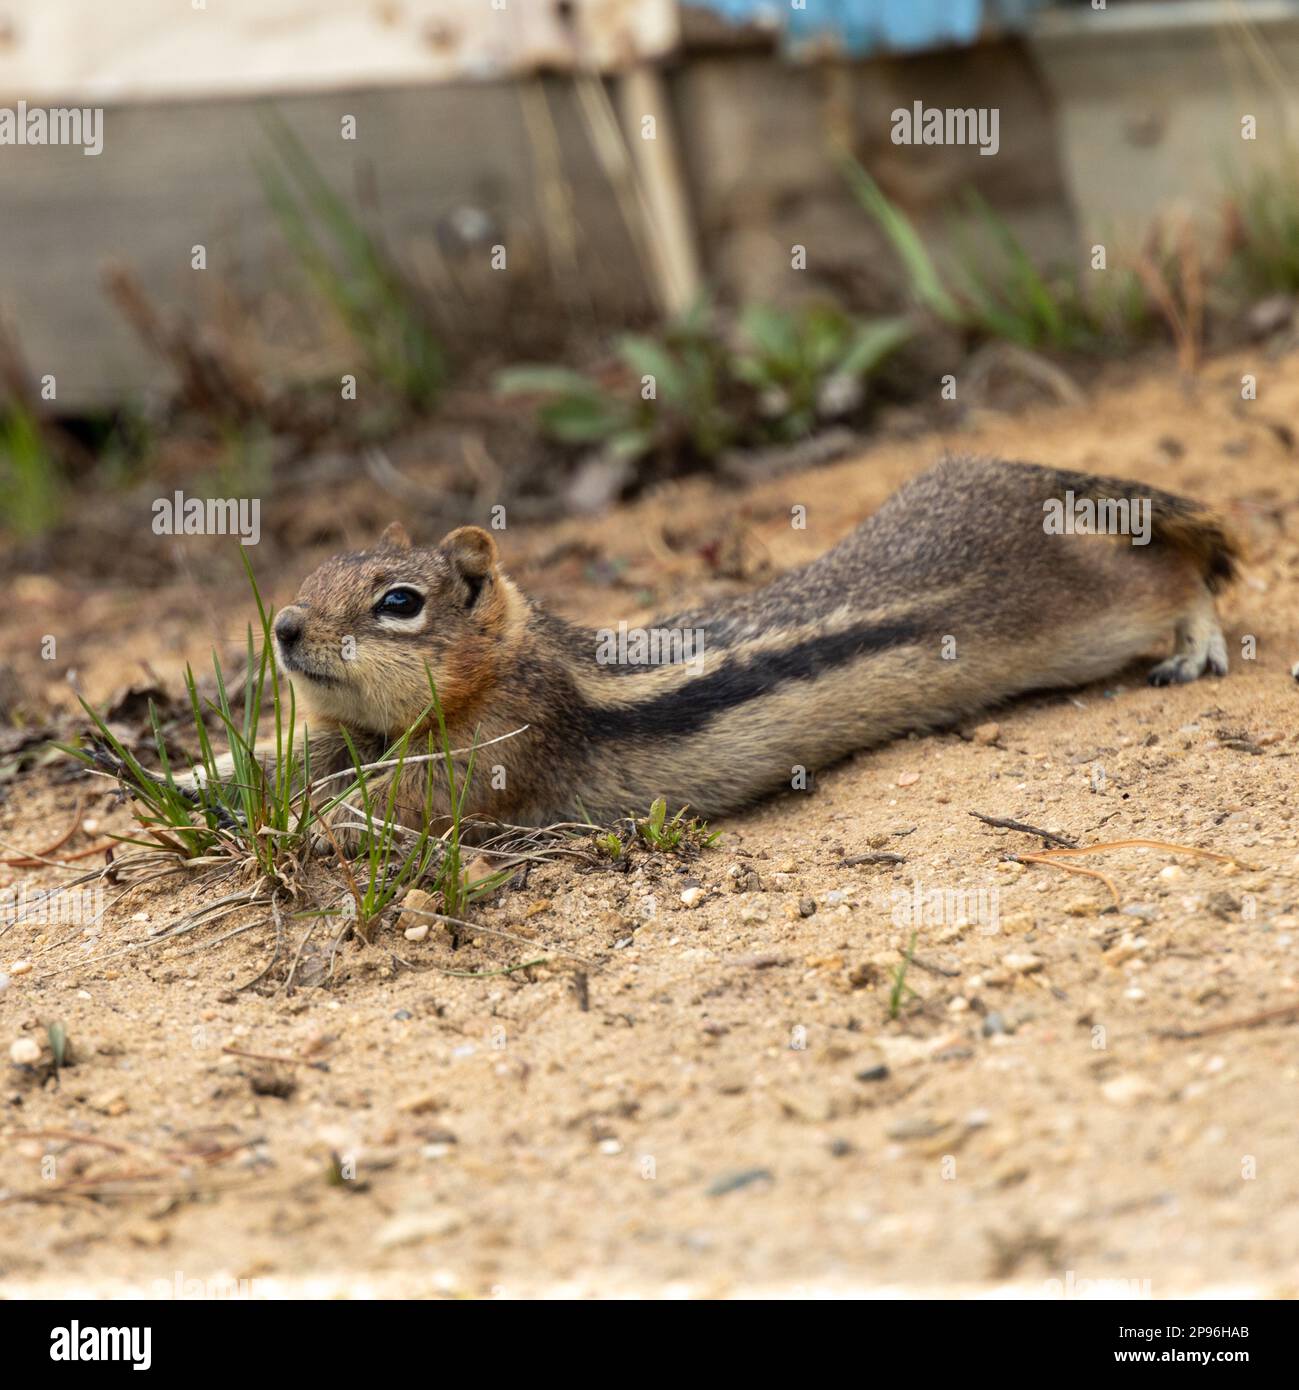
[329, 670, 484, 938]
[841, 154, 1147, 354]
[258, 110, 445, 412]
[63, 550, 313, 874]
[948, 189, 1098, 351]
[593, 831, 623, 860]
[1223, 154, 1299, 296]
[635, 798, 721, 853]
[888, 931, 919, 1021]
[47, 1021, 68, 1074]
[839, 156, 964, 325]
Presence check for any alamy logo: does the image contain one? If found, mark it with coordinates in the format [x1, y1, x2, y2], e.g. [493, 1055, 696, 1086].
[1, 883, 104, 927]
[891, 882, 1000, 934]
[1043, 490, 1151, 546]
[1, 101, 103, 156]
[1043, 1270, 1152, 1300]
[50, 1322, 151, 1370]
[891, 102, 999, 157]
[152, 490, 261, 546]
[595, 621, 706, 673]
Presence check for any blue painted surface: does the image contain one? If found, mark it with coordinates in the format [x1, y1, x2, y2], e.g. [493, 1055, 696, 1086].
[694, 0, 1048, 56]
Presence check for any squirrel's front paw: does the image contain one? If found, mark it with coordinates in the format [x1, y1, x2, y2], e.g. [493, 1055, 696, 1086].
[310, 802, 371, 859]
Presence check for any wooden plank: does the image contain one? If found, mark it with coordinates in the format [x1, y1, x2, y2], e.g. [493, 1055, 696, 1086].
[0, 0, 680, 103]
[618, 65, 703, 317]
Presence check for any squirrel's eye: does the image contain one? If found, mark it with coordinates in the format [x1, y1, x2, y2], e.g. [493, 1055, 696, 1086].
[375, 587, 424, 618]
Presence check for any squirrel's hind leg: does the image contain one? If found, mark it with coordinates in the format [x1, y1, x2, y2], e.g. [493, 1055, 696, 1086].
[1147, 588, 1229, 686]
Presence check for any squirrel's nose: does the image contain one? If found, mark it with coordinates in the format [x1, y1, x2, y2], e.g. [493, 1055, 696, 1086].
[274, 610, 304, 647]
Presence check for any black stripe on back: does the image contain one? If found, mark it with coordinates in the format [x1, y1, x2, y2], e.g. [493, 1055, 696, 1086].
[573, 619, 921, 740]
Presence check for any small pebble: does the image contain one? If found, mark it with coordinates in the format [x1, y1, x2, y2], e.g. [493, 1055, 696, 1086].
[798, 897, 817, 917]
[8, 960, 32, 977]
[680, 886, 705, 908]
[10, 1037, 41, 1065]
[403, 923, 430, 942]
[896, 771, 920, 788]
[981, 1012, 1009, 1037]
[1002, 952, 1043, 974]
[972, 722, 1000, 746]
[1101, 1074, 1158, 1106]
[395, 889, 436, 936]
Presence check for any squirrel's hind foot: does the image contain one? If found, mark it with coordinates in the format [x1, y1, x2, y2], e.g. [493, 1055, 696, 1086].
[1147, 596, 1228, 686]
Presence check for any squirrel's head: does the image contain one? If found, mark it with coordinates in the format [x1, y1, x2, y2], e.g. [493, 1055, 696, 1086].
[273, 521, 522, 736]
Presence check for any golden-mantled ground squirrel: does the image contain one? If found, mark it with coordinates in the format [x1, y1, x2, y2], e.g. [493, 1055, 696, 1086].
[271, 457, 1237, 831]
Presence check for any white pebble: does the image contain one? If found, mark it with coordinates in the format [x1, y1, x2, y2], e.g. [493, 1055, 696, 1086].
[680, 887, 705, 908]
[1101, 1073, 1157, 1106]
[7, 959, 31, 976]
[403, 923, 430, 942]
[9, 1037, 41, 1065]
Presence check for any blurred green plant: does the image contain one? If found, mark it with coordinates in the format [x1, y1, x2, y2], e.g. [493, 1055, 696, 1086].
[496, 297, 910, 463]
[634, 798, 721, 853]
[948, 189, 1099, 351]
[0, 405, 63, 538]
[258, 112, 445, 412]
[840, 157, 964, 325]
[497, 300, 736, 462]
[1223, 154, 1299, 296]
[733, 303, 912, 439]
[841, 155, 1148, 352]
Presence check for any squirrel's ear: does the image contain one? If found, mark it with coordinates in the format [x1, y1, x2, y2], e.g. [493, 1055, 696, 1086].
[440, 526, 499, 582]
[379, 521, 412, 550]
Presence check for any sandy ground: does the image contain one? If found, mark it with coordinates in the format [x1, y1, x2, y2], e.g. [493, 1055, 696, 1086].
[2, 347, 1298, 1299]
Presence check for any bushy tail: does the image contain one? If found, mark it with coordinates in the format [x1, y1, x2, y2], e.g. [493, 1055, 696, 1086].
[1041, 464, 1241, 593]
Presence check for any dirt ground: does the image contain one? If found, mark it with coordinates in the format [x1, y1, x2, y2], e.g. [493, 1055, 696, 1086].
[2, 347, 1298, 1298]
